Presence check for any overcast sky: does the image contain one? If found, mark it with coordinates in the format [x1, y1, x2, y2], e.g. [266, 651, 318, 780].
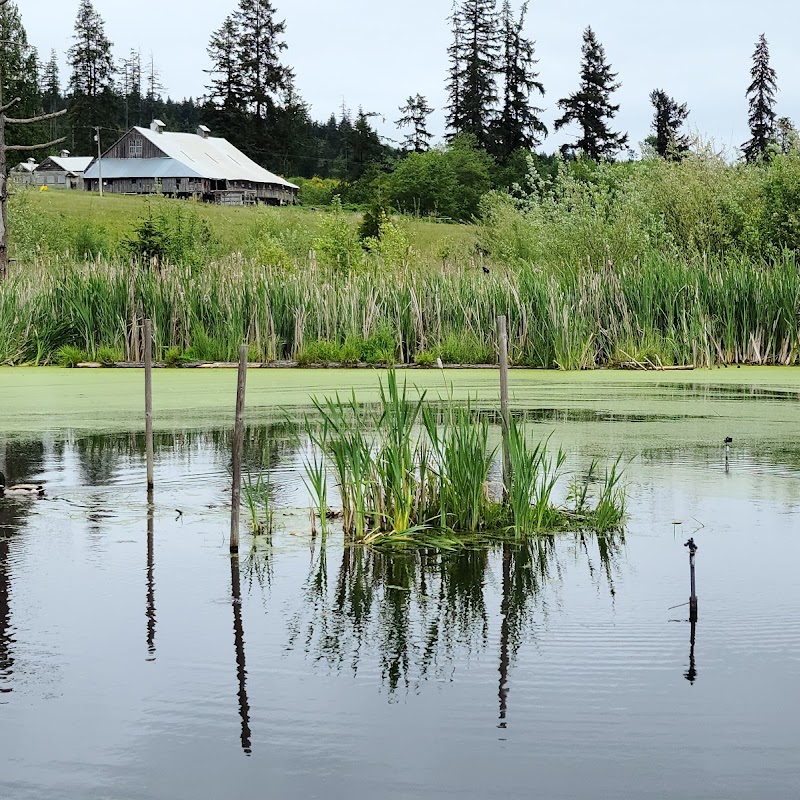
[18, 0, 800, 156]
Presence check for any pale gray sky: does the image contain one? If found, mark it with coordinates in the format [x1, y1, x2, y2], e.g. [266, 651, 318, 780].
[18, 0, 800, 155]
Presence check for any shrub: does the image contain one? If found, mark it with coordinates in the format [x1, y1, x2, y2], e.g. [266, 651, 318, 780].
[96, 346, 122, 366]
[314, 197, 362, 271]
[56, 345, 87, 368]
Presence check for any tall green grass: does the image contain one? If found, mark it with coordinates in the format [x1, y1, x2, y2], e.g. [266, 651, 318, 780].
[2, 251, 798, 367]
[302, 371, 625, 544]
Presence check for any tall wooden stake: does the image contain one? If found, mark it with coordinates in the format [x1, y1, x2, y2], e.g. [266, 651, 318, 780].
[685, 537, 698, 622]
[498, 315, 512, 499]
[144, 320, 154, 492]
[230, 345, 248, 554]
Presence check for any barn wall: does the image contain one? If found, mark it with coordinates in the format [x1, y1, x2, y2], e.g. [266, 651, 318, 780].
[105, 130, 167, 160]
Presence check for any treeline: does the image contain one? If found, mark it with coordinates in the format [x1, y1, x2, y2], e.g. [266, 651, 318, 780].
[2, 0, 798, 219]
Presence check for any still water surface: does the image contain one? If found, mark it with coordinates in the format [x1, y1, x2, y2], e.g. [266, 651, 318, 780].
[1, 375, 799, 799]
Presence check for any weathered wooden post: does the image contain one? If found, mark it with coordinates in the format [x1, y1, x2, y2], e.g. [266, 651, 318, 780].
[685, 537, 698, 621]
[498, 316, 512, 499]
[144, 320, 154, 492]
[230, 345, 248, 554]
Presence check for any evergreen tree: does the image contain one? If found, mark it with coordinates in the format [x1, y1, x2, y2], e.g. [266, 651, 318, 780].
[649, 89, 689, 160]
[207, 16, 245, 111]
[494, 0, 545, 159]
[67, 0, 116, 154]
[346, 109, 384, 182]
[0, 1, 42, 161]
[554, 27, 627, 160]
[233, 0, 292, 120]
[396, 94, 434, 152]
[41, 48, 64, 141]
[445, 0, 500, 146]
[742, 34, 778, 163]
[119, 48, 142, 129]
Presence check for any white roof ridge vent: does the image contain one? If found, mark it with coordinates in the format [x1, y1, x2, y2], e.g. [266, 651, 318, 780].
[197, 125, 211, 139]
[150, 119, 166, 134]
[60, 149, 70, 158]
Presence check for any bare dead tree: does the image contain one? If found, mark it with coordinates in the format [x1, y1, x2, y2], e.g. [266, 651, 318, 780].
[1, 0, 67, 278]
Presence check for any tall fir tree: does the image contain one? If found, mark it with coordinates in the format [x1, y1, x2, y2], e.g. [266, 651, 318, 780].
[396, 94, 434, 152]
[554, 27, 627, 160]
[233, 0, 292, 120]
[67, 0, 115, 155]
[493, 0, 545, 159]
[776, 117, 799, 154]
[649, 89, 689, 160]
[207, 16, 246, 112]
[119, 48, 142, 129]
[742, 34, 778, 163]
[445, 0, 500, 146]
[0, 1, 43, 161]
[41, 48, 64, 141]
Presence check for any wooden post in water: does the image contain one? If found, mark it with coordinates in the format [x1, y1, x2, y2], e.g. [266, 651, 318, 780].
[144, 320, 154, 492]
[685, 537, 698, 621]
[230, 345, 248, 554]
[498, 316, 512, 499]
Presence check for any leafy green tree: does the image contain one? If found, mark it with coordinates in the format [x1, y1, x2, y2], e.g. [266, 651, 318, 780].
[387, 134, 491, 220]
[0, 1, 43, 161]
[446, 0, 500, 146]
[555, 27, 627, 160]
[649, 89, 689, 160]
[493, 0, 545, 160]
[742, 34, 778, 163]
[396, 94, 434, 153]
[67, 0, 116, 154]
[775, 117, 799, 154]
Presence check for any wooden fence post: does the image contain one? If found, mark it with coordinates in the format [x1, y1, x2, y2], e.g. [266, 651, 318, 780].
[144, 320, 154, 492]
[498, 315, 512, 499]
[230, 345, 248, 554]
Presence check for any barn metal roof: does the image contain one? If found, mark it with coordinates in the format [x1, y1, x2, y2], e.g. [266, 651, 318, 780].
[84, 158, 203, 180]
[37, 156, 94, 175]
[85, 126, 298, 189]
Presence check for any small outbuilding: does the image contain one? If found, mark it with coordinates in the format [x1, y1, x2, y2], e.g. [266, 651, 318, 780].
[83, 120, 298, 205]
[34, 151, 94, 190]
[8, 158, 38, 187]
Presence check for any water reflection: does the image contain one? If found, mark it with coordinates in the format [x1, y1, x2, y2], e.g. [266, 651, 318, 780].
[288, 532, 624, 701]
[685, 617, 698, 685]
[146, 491, 156, 659]
[231, 555, 252, 755]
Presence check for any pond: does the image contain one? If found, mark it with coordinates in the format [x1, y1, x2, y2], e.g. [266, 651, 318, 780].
[2, 368, 800, 799]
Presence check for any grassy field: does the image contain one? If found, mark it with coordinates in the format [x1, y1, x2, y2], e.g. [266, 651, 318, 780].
[14, 189, 478, 261]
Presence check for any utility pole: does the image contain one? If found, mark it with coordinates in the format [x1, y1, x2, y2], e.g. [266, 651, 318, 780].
[0, 2, 67, 278]
[94, 126, 103, 197]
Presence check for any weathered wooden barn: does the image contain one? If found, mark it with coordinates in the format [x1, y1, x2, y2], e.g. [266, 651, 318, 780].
[8, 158, 38, 187]
[34, 151, 94, 190]
[83, 120, 298, 205]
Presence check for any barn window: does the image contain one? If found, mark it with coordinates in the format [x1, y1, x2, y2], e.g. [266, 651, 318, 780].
[128, 139, 143, 158]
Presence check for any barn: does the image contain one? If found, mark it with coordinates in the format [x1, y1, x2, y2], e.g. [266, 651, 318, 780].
[83, 120, 298, 205]
[8, 158, 38, 187]
[34, 151, 94, 190]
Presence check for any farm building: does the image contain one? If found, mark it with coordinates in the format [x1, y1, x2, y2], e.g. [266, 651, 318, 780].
[9, 158, 38, 186]
[34, 151, 94, 190]
[83, 120, 298, 205]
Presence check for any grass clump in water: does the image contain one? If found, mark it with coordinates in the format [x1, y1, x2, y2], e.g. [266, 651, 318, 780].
[303, 370, 626, 544]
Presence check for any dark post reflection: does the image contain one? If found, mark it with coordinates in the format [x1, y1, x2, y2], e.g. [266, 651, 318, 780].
[0, 515, 13, 696]
[685, 617, 698, 684]
[231, 555, 252, 755]
[498, 544, 511, 730]
[146, 490, 156, 660]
